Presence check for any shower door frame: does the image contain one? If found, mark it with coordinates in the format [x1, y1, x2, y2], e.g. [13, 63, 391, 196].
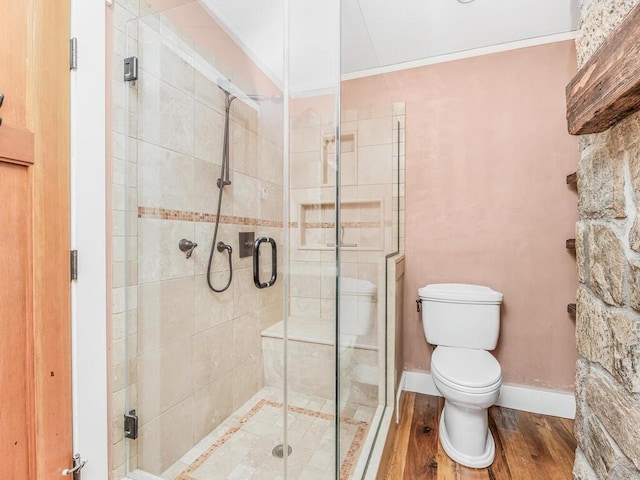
[68, 0, 109, 479]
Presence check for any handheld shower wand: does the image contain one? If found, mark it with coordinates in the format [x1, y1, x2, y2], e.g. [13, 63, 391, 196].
[216, 92, 235, 189]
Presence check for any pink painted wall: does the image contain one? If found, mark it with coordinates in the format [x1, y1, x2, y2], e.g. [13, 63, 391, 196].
[342, 41, 579, 391]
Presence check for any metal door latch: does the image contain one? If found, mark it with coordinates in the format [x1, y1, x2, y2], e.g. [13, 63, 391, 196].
[62, 454, 87, 480]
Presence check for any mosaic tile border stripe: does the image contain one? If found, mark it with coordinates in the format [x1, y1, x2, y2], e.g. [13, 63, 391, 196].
[293, 221, 383, 229]
[139, 207, 389, 230]
[175, 399, 369, 480]
[138, 207, 284, 227]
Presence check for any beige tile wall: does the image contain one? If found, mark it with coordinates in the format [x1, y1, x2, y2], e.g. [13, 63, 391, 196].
[288, 102, 406, 409]
[110, 1, 284, 478]
[289, 102, 406, 324]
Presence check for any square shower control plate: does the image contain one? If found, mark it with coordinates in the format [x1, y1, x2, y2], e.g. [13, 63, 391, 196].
[239, 232, 255, 258]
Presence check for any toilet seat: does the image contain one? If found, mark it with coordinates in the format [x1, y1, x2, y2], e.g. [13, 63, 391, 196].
[431, 346, 502, 394]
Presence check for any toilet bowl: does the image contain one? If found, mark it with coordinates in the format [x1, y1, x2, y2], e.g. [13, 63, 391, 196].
[431, 346, 502, 468]
[418, 283, 504, 468]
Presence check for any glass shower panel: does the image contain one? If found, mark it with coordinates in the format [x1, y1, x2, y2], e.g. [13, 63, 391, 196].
[335, 101, 402, 478]
[338, 0, 402, 476]
[283, 0, 341, 477]
[123, 2, 286, 478]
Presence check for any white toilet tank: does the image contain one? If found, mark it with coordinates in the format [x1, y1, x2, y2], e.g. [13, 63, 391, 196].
[340, 277, 377, 336]
[418, 283, 503, 350]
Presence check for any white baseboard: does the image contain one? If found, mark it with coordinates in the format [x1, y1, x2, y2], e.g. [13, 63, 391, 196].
[403, 371, 576, 419]
[404, 371, 441, 397]
[395, 371, 406, 424]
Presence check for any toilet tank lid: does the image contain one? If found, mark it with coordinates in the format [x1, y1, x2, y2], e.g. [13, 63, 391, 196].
[418, 283, 503, 304]
[341, 277, 376, 295]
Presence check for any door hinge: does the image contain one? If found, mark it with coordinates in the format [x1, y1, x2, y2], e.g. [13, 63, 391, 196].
[70, 250, 78, 280]
[124, 56, 138, 83]
[124, 409, 138, 439]
[70, 37, 78, 70]
[62, 453, 87, 480]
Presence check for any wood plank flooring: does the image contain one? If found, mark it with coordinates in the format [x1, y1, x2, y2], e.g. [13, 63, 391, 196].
[385, 393, 576, 480]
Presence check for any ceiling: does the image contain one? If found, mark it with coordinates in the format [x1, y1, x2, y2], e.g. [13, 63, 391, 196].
[200, 0, 579, 95]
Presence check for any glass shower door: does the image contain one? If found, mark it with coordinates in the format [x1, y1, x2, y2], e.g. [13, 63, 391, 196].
[115, 0, 393, 477]
[283, 0, 342, 478]
[121, 2, 289, 478]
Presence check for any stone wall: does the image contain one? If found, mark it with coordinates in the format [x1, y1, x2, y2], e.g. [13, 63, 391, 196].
[574, 1, 640, 478]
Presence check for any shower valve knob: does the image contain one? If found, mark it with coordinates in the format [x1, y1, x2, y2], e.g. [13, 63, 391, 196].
[179, 239, 198, 259]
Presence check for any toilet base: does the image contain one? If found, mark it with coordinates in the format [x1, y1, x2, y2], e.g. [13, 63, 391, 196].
[438, 407, 495, 468]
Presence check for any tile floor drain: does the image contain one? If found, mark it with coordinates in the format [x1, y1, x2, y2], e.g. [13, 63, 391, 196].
[271, 444, 292, 458]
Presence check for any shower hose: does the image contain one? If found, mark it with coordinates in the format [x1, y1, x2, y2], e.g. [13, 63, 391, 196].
[206, 180, 233, 292]
[206, 93, 234, 293]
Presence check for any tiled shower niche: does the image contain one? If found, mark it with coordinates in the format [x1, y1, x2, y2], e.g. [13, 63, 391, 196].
[298, 200, 384, 251]
[289, 102, 406, 325]
[322, 131, 357, 186]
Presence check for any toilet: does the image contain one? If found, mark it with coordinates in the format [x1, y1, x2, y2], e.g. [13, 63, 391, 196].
[418, 283, 504, 468]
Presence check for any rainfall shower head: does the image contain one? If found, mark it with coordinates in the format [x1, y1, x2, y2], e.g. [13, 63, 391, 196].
[217, 77, 235, 95]
[217, 78, 283, 109]
[217, 79, 282, 101]
[245, 93, 284, 104]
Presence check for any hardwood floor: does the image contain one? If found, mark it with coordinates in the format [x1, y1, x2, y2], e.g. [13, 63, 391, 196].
[385, 393, 576, 480]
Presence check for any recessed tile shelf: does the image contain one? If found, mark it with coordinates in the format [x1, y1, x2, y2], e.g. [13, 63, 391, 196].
[298, 199, 384, 251]
[322, 131, 357, 186]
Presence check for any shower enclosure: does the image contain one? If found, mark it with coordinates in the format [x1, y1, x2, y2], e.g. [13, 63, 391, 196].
[113, 1, 403, 478]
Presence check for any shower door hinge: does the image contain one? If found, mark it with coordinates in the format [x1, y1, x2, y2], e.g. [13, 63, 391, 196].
[70, 37, 78, 70]
[70, 250, 78, 281]
[124, 410, 139, 439]
[124, 56, 138, 83]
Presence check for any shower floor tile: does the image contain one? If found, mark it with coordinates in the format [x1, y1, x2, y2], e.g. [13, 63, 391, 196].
[160, 388, 374, 480]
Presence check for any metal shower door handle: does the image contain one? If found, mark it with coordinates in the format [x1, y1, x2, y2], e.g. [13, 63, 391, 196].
[62, 454, 87, 479]
[253, 237, 277, 289]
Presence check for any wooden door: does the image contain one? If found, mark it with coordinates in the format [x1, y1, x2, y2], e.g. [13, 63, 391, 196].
[0, 1, 72, 478]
